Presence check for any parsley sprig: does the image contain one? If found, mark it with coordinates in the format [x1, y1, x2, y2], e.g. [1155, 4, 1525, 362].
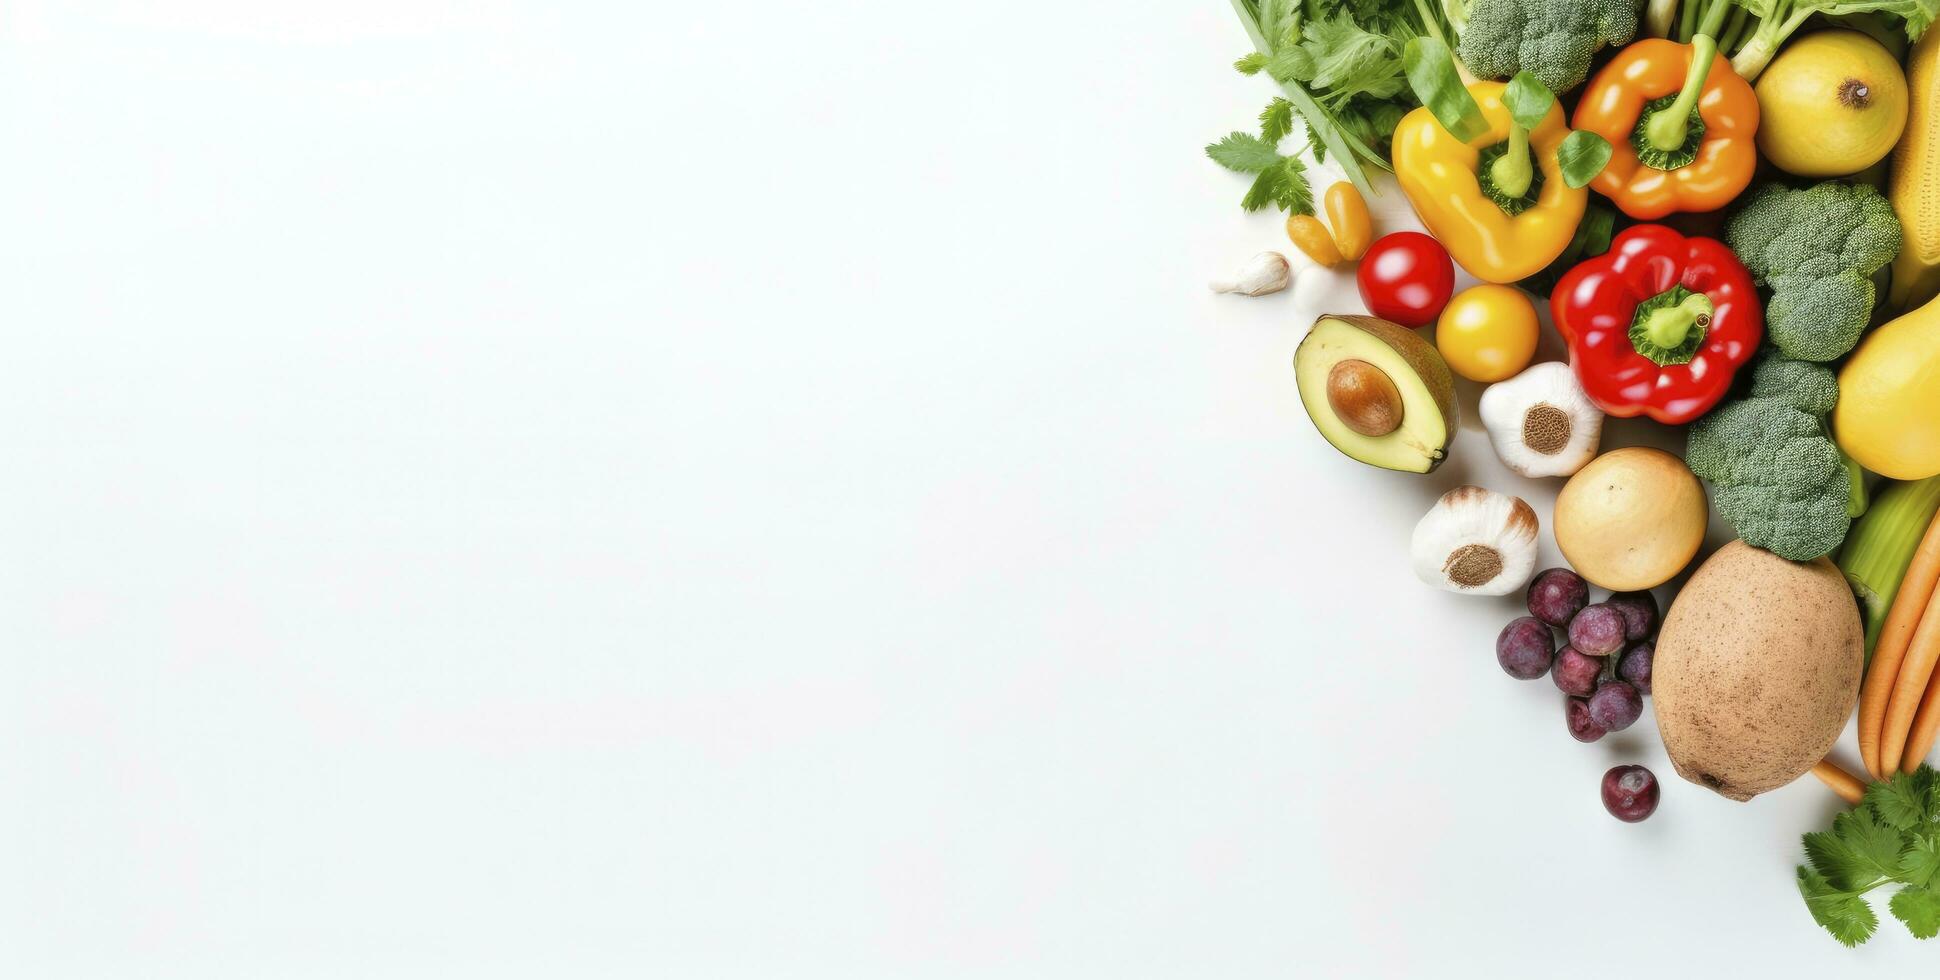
[1798, 765, 1940, 946]
[1208, 0, 1456, 209]
[1204, 129, 1313, 215]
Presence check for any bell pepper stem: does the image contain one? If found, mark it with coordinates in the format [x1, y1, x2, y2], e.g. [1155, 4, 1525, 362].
[1644, 0, 1731, 152]
[1642, 292, 1714, 351]
[1489, 123, 1533, 200]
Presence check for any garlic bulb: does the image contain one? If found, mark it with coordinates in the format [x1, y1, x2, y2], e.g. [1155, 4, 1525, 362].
[1411, 486, 1540, 595]
[1209, 251, 1291, 296]
[1478, 362, 1603, 478]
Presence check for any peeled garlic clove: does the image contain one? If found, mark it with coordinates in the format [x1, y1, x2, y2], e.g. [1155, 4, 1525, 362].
[1412, 486, 1540, 596]
[1478, 362, 1603, 478]
[1210, 251, 1291, 296]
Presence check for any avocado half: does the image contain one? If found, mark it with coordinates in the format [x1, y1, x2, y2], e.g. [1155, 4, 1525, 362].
[1293, 314, 1458, 473]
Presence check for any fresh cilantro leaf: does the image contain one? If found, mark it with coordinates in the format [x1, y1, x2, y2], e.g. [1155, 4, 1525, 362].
[1870, 769, 1932, 831]
[1299, 12, 1407, 105]
[1239, 158, 1312, 215]
[1259, 98, 1295, 144]
[1892, 886, 1940, 939]
[1257, 0, 1300, 49]
[1904, 836, 1940, 888]
[1234, 52, 1269, 75]
[1240, 165, 1285, 212]
[1206, 132, 1283, 173]
[1799, 867, 1880, 948]
[1270, 157, 1313, 214]
[1805, 809, 1905, 890]
[1266, 46, 1317, 83]
[1796, 765, 1940, 945]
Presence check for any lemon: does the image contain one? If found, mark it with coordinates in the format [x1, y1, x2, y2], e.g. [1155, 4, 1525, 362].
[1756, 30, 1908, 177]
[1836, 295, 1940, 480]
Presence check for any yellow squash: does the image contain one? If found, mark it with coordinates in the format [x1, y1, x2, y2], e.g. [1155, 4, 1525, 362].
[1836, 294, 1940, 479]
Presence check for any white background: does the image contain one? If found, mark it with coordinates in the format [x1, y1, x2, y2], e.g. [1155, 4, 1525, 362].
[0, 1, 1926, 976]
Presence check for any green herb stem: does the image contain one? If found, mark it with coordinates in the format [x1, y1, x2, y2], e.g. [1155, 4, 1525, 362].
[1227, 0, 1378, 197]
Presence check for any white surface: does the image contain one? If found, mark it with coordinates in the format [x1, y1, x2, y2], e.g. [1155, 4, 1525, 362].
[0, 2, 1921, 976]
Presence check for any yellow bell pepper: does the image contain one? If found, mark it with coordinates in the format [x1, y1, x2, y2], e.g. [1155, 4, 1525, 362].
[1391, 81, 1586, 284]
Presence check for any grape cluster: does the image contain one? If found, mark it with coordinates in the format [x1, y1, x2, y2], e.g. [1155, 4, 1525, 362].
[1492, 567, 1665, 821]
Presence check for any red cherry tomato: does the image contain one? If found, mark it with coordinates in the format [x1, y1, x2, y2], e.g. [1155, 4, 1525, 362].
[1356, 232, 1455, 328]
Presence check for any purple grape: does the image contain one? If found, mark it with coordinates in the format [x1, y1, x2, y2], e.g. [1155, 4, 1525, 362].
[1565, 697, 1606, 742]
[1496, 616, 1556, 680]
[1618, 641, 1654, 695]
[1527, 568, 1589, 626]
[1605, 591, 1659, 642]
[1568, 603, 1627, 658]
[1551, 646, 1606, 697]
[1588, 680, 1644, 732]
[1601, 765, 1660, 822]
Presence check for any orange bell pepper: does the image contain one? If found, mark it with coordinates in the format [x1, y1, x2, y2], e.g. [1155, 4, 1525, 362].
[1572, 38, 1759, 219]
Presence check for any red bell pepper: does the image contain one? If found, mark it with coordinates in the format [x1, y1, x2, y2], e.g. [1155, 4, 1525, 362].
[1550, 224, 1762, 425]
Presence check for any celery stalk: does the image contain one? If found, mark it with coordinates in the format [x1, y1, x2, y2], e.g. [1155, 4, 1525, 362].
[1840, 475, 1940, 663]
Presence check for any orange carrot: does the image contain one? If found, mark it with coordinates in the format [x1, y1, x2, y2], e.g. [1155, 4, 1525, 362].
[1813, 758, 1867, 805]
[1860, 510, 1940, 776]
[1901, 660, 1940, 773]
[1880, 585, 1940, 773]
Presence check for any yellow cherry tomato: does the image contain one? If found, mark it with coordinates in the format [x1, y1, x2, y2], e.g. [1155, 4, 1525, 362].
[1323, 181, 1373, 261]
[1285, 214, 1342, 267]
[1435, 284, 1539, 383]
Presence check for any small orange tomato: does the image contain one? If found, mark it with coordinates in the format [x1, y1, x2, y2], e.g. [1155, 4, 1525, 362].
[1285, 214, 1342, 267]
[1323, 182, 1373, 261]
[1436, 284, 1539, 383]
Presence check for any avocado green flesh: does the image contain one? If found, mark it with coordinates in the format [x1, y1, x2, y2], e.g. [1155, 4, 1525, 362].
[1294, 317, 1453, 474]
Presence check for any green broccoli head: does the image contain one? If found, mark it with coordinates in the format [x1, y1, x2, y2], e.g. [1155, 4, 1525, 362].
[1725, 182, 1903, 363]
[1686, 356, 1853, 561]
[1455, 0, 1637, 95]
[1747, 353, 1839, 416]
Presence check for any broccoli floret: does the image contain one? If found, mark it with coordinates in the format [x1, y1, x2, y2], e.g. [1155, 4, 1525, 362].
[1725, 182, 1902, 363]
[1686, 355, 1859, 561]
[1454, 0, 1638, 94]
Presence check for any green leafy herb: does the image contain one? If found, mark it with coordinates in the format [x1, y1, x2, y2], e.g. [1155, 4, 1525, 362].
[1557, 131, 1614, 189]
[1500, 71, 1554, 131]
[1266, 45, 1318, 82]
[1214, 0, 1449, 200]
[1402, 36, 1487, 141]
[1797, 764, 1940, 947]
[1204, 130, 1313, 216]
[1241, 158, 1314, 214]
[1298, 11, 1409, 105]
[1259, 98, 1295, 143]
[1206, 131, 1287, 173]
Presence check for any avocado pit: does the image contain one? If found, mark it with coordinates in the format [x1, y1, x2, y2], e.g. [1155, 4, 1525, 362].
[1326, 358, 1404, 437]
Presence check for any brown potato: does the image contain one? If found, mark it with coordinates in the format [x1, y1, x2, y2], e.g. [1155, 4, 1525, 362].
[1654, 541, 1864, 801]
